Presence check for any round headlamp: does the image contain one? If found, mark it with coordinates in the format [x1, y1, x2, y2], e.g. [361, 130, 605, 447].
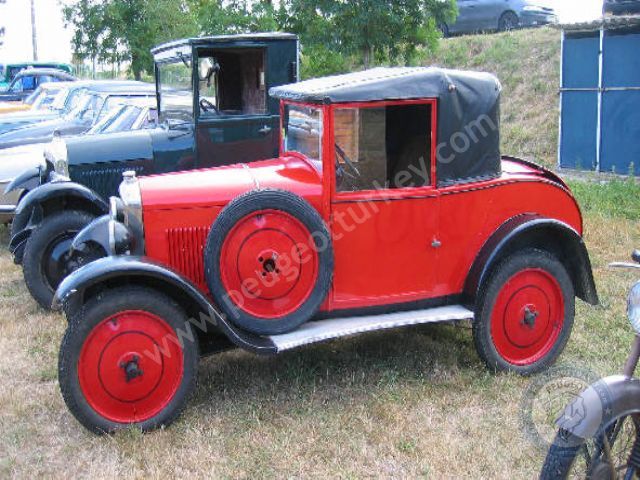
[628, 281, 640, 334]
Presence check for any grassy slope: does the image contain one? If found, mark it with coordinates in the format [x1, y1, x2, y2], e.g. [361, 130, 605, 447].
[0, 28, 639, 479]
[422, 27, 560, 168]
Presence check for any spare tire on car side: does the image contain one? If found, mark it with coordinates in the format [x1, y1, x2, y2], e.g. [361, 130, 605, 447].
[204, 189, 334, 336]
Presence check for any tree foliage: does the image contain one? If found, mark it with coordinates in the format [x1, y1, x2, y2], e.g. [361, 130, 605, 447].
[64, 0, 457, 79]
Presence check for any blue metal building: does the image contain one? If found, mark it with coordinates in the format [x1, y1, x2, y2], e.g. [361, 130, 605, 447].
[560, 17, 640, 175]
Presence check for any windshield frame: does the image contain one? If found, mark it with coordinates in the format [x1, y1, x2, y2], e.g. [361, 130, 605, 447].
[155, 53, 195, 125]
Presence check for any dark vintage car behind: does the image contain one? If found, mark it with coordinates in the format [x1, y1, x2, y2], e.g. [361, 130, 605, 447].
[0, 68, 77, 102]
[7, 33, 300, 309]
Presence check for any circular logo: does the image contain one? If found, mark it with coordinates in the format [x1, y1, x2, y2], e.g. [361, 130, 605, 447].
[520, 364, 601, 450]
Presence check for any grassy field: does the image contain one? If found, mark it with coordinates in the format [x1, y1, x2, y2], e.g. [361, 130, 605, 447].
[1, 27, 639, 479]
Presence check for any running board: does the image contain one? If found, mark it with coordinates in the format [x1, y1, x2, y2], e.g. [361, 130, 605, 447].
[269, 305, 475, 352]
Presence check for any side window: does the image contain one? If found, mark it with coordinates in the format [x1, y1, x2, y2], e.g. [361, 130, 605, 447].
[21, 75, 37, 91]
[334, 103, 432, 192]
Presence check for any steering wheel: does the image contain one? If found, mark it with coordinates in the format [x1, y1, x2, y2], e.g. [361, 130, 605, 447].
[335, 144, 361, 179]
[200, 98, 218, 114]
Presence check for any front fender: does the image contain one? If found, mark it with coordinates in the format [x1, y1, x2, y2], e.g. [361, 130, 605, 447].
[10, 181, 109, 263]
[4, 164, 48, 195]
[464, 214, 599, 306]
[556, 375, 640, 440]
[71, 214, 142, 256]
[53, 256, 278, 356]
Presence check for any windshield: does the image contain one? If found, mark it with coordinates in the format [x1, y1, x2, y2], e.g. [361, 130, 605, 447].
[283, 104, 323, 165]
[157, 58, 193, 122]
[88, 105, 145, 134]
[29, 87, 61, 109]
[64, 93, 104, 122]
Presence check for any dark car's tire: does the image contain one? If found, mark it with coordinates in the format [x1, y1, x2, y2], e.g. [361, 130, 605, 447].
[498, 11, 519, 31]
[204, 189, 333, 335]
[59, 287, 199, 434]
[22, 210, 99, 309]
[439, 23, 450, 38]
[473, 249, 574, 375]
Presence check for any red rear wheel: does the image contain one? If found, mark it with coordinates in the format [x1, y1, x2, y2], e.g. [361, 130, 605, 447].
[474, 249, 575, 374]
[489, 269, 564, 366]
[59, 287, 199, 434]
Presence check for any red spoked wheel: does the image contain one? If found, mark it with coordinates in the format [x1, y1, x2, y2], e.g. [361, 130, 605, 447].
[59, 287, 199, 434]
[78, 311, 184, 424]
[219, 209, 319, 319]
[489, 269, 564, 366]
[474, 249, 575, 374]
[205, 189, 334, 336]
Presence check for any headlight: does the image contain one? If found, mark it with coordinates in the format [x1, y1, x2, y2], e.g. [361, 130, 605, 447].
[629, 282, 640, 334]
[44, 134, 69, 177]
[117, 170, 145, 254]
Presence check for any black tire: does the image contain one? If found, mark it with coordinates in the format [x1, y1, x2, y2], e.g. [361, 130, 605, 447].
[473, 249, 575, 375]
[541, 415, 640, 479]
[439, 23, 450, 38]
[498, 11, 519, 31]
[22, 210, 97, 309]
[59, 287, 199, 434]
[204, 189, 333, 335]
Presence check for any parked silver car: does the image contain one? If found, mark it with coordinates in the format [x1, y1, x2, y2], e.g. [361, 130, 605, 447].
[0, 104, 157, 223]
[442, 0, 558, 36]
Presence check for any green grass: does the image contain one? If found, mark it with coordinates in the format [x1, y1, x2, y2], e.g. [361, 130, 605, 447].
[569, 178, 640, 220]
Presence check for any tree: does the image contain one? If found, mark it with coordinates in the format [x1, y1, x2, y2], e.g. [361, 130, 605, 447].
[280, 0, 457, 68]
[63, 0, 106, 78]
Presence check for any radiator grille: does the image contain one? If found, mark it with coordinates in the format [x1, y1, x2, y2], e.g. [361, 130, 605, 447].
[73, 165, 146, 199]
[166, 227, 209, 291]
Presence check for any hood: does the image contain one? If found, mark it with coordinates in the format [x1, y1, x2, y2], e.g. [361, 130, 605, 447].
[0, 143, 47, 181]
[65, 129, 154, 166]
[140, 156, 323, 211]
[0, 117, 77, 149]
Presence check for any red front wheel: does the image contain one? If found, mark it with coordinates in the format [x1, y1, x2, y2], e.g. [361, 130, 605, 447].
[58, 287, 199, 434]
[473, 249, 575, 375]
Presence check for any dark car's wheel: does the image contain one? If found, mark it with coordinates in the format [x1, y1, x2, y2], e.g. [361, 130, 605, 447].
[439, 23, 450, 38]
[205, 189, 333, 336]
[22, 210, 103, 309]
[498, 11, 519, 31]
[473, 249, 574, 375]
[59, 287, 199, 434]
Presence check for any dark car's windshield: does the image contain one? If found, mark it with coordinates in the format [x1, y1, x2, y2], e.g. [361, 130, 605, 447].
[64, 93, 104, 122]
[157, 58, 193, 123]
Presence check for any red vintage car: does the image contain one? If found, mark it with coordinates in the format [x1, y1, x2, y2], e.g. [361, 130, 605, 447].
[54, 67, 598, 433]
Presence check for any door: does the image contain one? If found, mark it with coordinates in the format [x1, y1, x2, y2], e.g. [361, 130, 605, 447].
[452, 0, 483, 33]
[196, 114, 279, 168]
[194, 47, 280, 167]
[329, 101, 440, 310]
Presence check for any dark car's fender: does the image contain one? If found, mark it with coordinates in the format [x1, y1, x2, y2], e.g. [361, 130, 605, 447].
[52, 256, 278, 356]
[464, 213, 599, 306]
[556, 375, 640, 440]
[4, 164, 49, 196]
[9, 181, 109, 263]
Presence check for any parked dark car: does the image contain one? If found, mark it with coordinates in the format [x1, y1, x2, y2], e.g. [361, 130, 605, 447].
[0, 62, 74, 91]
[0, 83, 155, 150]
[0, 68, 77, 102]
[0, 81, 144, 135]
[7, 33, 299, 308]
[604, 0, 640, 15]
[442, 0, 558, 36]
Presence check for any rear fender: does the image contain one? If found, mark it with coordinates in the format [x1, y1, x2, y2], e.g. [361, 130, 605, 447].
[10, 181, 109, 263]
[556, 375, 640, 440]
[464, 214, 599, 306]
[53, 256, 278, 356]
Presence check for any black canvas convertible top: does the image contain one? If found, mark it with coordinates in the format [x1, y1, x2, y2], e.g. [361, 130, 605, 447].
[271, 67, 502, 186]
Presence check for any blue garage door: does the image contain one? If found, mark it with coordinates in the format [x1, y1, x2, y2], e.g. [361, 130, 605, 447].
[559, 33, 600, 171]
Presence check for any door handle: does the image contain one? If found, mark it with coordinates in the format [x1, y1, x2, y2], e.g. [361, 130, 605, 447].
[258, 125, 272, 135]
[431, 239, 442, 248]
